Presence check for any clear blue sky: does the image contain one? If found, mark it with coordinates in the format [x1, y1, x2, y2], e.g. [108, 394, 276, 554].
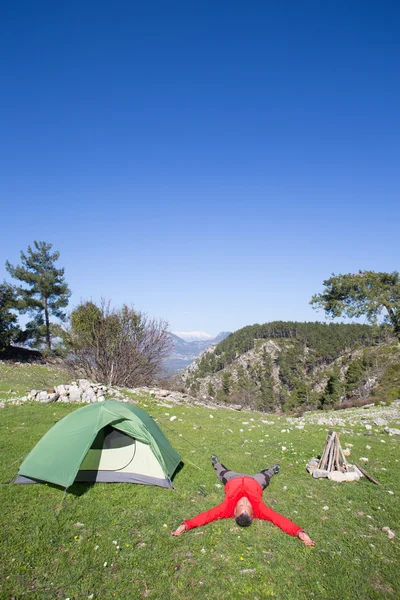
[1, 1, 399, 334]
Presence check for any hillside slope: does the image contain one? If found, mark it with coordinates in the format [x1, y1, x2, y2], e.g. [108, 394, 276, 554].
[182, 322, 400, 411]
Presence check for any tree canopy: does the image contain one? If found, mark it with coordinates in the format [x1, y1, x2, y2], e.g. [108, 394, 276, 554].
[310, 271, 400, 341]
[6, 241, 71, 350]
[0, 282, 20, 351]
[64, 300, 171, 387]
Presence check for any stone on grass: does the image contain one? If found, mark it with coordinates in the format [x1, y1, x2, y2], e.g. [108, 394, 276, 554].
[374, 418, 387, 427]
[82, 389, 96, 403]
[55, 384, 68, 396]
[44, 392, 59, 404]
[384, 427, 400, 436]
[306, 458, 319, 474]
[78, 379, 91, 391]
[382, 527, 395, 539]
[69, 385, 82, 402]
[313, 469, 329, 478]
[328, 471, 360, 482]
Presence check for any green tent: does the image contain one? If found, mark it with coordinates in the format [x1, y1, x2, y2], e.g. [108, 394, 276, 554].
[15, 400, 181, 489]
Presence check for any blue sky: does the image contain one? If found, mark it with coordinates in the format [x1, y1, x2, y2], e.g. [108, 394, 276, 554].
[1, 1, 399, 335]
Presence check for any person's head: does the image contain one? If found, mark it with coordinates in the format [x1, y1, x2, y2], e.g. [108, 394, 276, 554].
[234, 496, 253, 527]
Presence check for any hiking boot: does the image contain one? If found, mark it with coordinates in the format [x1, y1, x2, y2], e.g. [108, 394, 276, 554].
[271, 464, 280, 475]
[211, 454, 219, 466]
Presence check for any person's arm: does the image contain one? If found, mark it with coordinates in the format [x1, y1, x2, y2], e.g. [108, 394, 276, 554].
[171, 500, 229, 535]
[257, 503, 314, 543]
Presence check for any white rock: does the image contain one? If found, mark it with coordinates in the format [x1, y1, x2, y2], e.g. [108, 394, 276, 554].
[169, 416, 177, 422]
[55, 384, 68, 396]
[382, 527, 395, 539]
[359, 457, 369, 462]
[82, 389, 97, 403]
[78, 379, 91, 391]
[328, 472, 347, 482]
[364, 424, 372, 430]
[374, 418, 387, 426]
[384, 427, 400, 436]
[306, 458, 319, 474]
[97, 395, 105, 403]
[69, 385, 82, 402]
[328, 471, 360, 482]
[38, 391, 49, 402]
[44, 392, 60, 404]
[313, 469, 329, 478]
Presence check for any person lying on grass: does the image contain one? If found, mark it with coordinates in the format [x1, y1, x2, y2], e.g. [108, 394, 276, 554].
[172, 455, 315, 546]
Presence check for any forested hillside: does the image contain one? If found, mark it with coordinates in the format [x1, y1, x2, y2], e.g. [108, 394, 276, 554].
[182, 322, 400, 412]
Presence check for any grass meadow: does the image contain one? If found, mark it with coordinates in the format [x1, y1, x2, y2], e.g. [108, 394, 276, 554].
[0, 368, 399, 599]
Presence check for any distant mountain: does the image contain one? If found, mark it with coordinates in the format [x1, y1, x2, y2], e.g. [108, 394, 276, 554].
[172, 331, 215, 342]
[163, 331, 231, 374]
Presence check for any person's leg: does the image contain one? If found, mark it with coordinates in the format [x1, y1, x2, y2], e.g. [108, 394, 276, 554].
[253, 464, 280, 490]
[212, 457, 246, 484]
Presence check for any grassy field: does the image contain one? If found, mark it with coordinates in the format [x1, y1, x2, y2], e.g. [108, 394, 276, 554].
[0, 374, 399, 599]
[0, 362, 71, 402]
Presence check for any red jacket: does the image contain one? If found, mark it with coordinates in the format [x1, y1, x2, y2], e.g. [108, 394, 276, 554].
[184, 476, 303, 537]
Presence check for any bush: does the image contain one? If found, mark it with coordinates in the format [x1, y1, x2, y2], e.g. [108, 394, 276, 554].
[64, 300, 171, 387]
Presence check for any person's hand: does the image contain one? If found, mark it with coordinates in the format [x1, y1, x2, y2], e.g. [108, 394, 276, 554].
[297, 531, 315, 546]
[171, 523, 187, 537]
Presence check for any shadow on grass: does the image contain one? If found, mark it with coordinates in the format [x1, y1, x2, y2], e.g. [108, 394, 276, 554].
[11, 460, 186, 498]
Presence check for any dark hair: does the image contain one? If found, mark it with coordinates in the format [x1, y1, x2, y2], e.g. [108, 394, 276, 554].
[235, 511, 253, 527]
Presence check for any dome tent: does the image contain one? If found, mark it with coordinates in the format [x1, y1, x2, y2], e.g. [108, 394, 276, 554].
[14, 400, 181, 489]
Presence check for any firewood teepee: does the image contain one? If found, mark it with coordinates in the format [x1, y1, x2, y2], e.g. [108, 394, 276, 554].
[318, 430, 348, 472]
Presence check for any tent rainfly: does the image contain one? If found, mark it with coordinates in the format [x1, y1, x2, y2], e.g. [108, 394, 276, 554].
[14, 400, 181, 489]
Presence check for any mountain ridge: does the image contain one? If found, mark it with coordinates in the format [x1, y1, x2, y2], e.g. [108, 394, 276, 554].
[164, 331, 231, 374]
[181, 321, 400, 411]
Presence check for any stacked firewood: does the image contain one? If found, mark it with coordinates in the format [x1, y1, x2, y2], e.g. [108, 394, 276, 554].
[308, 430, 382, 484]
[318, 430, 348, 472]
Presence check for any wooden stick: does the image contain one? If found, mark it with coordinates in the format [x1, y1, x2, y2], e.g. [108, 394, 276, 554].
[338, 444, 348, 470]
[327, 432, 336, 471]
[320, 431, 335, 470]
[318, 431, 331, 469]
[334, 435, 341, 470]
[355, 463, 383, 487]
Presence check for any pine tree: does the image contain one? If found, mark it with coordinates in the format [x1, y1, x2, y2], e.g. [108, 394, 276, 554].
[6, 241, 71, 351]
[0, 282, 20, 350]
[222, 372, 231, 396]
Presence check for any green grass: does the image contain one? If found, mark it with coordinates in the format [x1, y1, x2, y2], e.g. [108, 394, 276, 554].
[0, 389, 399, 598]
[0, 362, 71, 401]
